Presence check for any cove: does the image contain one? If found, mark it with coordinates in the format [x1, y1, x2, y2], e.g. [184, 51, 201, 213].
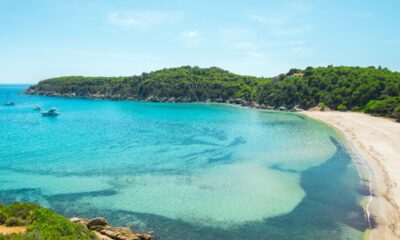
[0, 85, 368, 239]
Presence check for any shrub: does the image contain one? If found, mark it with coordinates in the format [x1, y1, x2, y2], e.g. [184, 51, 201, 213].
[337, 104, 347, 111]
[364, 97, 400, 117]
[392, 106, 400, 122]
[0, 212, 6, 224]
[27, 207, 93, 239]
[0, 202, 37, 224]
[5, 217, 27, 226]
[0, 202, 94, 239]
[317, 102, 326, 108]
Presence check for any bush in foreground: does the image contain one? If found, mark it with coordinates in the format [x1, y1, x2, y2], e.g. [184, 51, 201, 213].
[0, 202, 95, 240]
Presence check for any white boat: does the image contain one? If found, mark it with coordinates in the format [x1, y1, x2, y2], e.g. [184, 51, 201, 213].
[42, 108, 60, 116]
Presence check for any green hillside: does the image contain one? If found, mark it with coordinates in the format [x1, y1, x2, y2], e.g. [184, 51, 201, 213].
[26, 66, 400, 119]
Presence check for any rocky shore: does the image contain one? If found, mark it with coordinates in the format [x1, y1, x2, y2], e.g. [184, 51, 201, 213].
[70, 217, 153, 240]
[24, 88, 303, 112]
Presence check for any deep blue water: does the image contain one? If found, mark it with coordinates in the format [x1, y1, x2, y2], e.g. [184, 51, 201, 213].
[0, 85, 368, 239]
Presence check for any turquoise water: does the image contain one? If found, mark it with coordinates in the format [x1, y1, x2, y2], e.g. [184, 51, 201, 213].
[0, 85, 368, 239]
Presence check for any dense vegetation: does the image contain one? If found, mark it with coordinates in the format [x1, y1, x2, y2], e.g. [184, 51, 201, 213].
[261, 66, 400, 119]
[26, 65, 400, 119]
[27, 66, 267, 103]
[0, 202, 94, 240]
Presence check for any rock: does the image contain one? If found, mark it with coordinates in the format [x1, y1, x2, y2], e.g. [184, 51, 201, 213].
[99, 228, 119, 238]
[251, 102, 260, 108]
[87, 217, 108, 228]
[93, 231, 113, 240]
[136, 232, 153, 240]
[290, 106, 304, 112]
[99, 226, 140, 240]
[70, 217, 89, 226]
[90, 225, 106, 231]
[70, 217, 81, 223]
[70, 216, 152, 240]
[232, 98, 249, 106]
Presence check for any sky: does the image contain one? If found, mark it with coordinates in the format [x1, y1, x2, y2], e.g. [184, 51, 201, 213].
[0, 0, 399, 83]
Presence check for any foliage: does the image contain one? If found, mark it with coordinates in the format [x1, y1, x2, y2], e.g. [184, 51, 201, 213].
[27, 65, 400, 118]
[258, 66, 400, 116]
[28, 66, 268, 102]
[393, 106, 400, 121]
[5, 217, 27, 227]
[364, 97, 400, 117]
[337, 104, 347, 111]
[0, 212, 6, 225]
[0, 202, 94, 240]
[0, 202, 37, 224]
[317, 102, 327, 108]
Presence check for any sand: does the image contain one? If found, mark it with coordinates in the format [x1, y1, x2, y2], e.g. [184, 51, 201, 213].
[303, 111, 400, 240]
[0, 225, 26, 235]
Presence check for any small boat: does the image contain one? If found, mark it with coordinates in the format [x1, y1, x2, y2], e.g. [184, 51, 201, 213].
[34, 106, 42, 110]
[4, 94, 14, 106]
[42, 108, 60, 116]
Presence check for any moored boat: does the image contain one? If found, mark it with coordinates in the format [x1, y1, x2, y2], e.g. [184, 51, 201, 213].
[41, 108, 60, 116]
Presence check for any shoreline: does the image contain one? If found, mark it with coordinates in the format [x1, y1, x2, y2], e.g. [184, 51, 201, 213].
[13, 90, 400, 238]
[302, 111, 400, 240]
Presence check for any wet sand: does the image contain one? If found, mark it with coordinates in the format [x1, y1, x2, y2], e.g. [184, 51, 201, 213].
[303, 111, 400, 240]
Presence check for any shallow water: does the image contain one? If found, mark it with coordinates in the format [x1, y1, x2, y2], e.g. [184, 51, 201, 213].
[0, 85, 368, 239]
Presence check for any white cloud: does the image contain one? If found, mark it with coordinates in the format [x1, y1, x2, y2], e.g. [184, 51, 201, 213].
[248, 2, 313, 37]
[235, 41, 266, 59]
[108, 10, 182, 30]
[249, 14, 312, 37]
[217, 28, 270, 59]
[219, 29, 257, 49]
[180, 30, 202, 46]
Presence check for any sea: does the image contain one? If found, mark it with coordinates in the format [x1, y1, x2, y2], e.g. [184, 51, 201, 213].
[0, 84, 368, 239]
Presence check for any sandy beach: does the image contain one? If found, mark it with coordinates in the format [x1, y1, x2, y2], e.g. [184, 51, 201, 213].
[303, 111, 400, 240]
